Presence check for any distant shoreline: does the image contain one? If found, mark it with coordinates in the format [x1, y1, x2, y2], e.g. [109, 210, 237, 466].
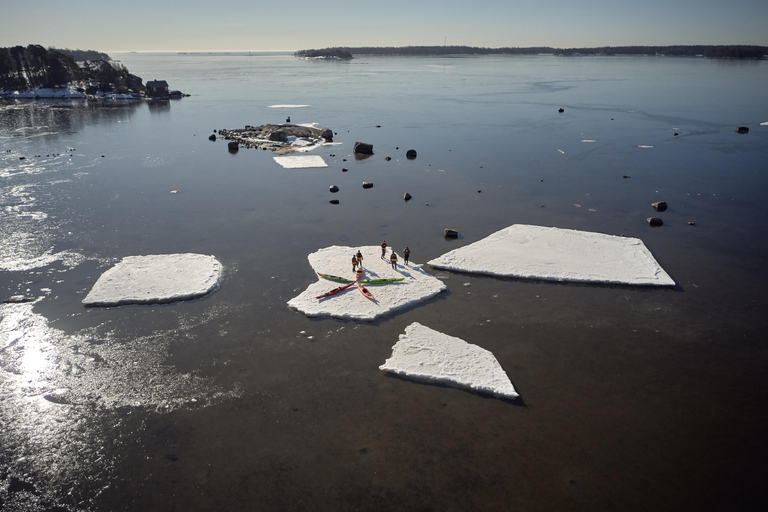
[296, 45, 768, 59]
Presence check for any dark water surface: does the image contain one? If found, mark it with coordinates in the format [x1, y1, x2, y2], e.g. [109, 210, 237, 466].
[1, 53, 767, 511]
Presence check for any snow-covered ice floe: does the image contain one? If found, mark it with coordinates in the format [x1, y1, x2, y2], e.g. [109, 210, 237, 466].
[82, 253, 222, 306]
[428, 224, 675, 286]
[287, 246, 446, 321]
[273, 155, 328, 168]
[380, 322, 519, 400]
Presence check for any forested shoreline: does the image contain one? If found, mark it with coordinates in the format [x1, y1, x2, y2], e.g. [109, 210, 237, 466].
[296, 45, 767, 59]
[0, 44, 142, 93]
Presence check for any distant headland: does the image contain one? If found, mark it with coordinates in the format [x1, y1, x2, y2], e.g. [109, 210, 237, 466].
[296, 45, 768, 59]
[0, 44, 185, 99]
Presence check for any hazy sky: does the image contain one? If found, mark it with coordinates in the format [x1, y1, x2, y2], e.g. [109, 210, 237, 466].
[2, 0, 767, 52]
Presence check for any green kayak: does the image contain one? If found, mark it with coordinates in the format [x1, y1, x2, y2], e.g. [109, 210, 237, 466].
[317, 272, 404, 285]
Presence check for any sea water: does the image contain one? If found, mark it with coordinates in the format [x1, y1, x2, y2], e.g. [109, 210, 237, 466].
[1, 53, 767, 511]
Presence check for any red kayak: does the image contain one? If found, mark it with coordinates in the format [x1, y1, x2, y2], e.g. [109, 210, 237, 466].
[356, 282, 375, 301]
[316, 282, 355, 300]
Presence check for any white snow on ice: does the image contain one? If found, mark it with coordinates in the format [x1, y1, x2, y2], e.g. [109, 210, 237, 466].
[761, 122, 768, 126]
[82, 253, 222, 306]
[268, 104, 310, 108]
[379, 322, 519, 400]
[428, 224, 675, 286]
[287, 246, 446, 321]
[274, 155, 328, 168]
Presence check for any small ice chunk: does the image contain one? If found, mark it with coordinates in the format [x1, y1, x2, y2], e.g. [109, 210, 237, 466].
[379, 322, 519, 400]
[428, 224, 674, 286]
[82, 254, 222, 306]
[274, 155, 327, 168]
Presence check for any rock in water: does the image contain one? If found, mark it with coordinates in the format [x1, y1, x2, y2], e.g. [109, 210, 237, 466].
[379, 322, 519, 400]
[354, 142, 374, 155]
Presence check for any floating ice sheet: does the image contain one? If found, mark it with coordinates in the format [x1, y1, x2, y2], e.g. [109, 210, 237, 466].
[82, 253, 222, 306]
[273, 155, 328, 168]
[380, 322, 519, 400]
[287, 246, 446, 321]
[428, 224, 674, 286]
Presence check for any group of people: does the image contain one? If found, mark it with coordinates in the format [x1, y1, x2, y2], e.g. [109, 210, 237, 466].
[351, 242, 411, 272]
[381, 241, 410, 269]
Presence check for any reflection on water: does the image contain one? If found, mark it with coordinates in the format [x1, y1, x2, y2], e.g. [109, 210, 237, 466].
[0, 301, 242, 509]
[0, 99, 141, 141]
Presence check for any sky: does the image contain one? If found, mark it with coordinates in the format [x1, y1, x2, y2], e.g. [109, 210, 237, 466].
[2, 0, 767, 52]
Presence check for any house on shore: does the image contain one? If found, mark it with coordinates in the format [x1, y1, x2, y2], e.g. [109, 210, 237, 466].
[146, 80, 169, 98]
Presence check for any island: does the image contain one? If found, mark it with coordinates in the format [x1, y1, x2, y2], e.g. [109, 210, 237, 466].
[296, 45, 768, 59]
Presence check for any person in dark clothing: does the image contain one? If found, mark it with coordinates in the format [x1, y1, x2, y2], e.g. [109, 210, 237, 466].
[390, 251, 397, 269]
[380, 241, 387, 259]
[356, 250, 363, 268]
[403, 246, 410, 265]
[352, 254, 358, 272]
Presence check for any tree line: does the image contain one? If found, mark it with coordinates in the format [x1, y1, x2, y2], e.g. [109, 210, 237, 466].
[296, 45, 767, 59]
[0, 44, 142, 93]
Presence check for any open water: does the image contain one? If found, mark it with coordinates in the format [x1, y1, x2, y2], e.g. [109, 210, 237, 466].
[1, 52, 767, 511]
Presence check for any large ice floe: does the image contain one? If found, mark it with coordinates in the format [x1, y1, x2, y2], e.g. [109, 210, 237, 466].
[428, 224, 674, 286]
[82, 253, 222, 306]
[380, 322, 519, 400]
[288, 246, 446, 320]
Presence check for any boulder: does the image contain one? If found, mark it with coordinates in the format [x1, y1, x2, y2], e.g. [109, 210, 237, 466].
[354, 142, 374, 155]
[329, 199, 340, 205]
[362, 182, 373, 189]
[444, 228, 459, 239]
[647, 217, 663, 227]
[735, 126, 749, 134]
[406, 149, 417, 159]
[652, 201, 668, 212]
[329, 185, 339, 193]
[228, 141, 239, 151]
[208, 134, 216, 141]
[404, 192, 412, 201]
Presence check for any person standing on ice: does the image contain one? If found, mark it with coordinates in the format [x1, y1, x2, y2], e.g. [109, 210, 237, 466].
[403, 246, 410, 266]
[381, 241, 387, 259]
[356, 250, 363, 269]
[352, 254, 358, 272]
[390, 251, 398, 269]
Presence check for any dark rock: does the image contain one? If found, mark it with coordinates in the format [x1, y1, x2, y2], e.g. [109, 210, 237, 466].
[329, 185, 339, 193]
[647, 217, 663, 227]
[558, 108, 564, 113]
[385, 156, 391, 161]
[286, 116, 291, 123]
[208, 134, 216, 141]
[227, 141, 239, 151]
[404, 192, 412, 201]
[354, 142, 374, 155]
[687, 221, 696, 225]
[342, 168, 348, 172]
[623, 175, 631, 179]
[406, 149, 417, 159]
[329, 199, 340, 205]
[735, 126, 749, 134]
[652, 201, 668, 212]
[362, 182, 373, 189]
[444, 228, 459, 239]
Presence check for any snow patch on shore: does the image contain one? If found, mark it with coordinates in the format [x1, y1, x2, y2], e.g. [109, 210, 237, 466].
[288, 246, 446, 321]
[82, 253, 222, 306]
[428, 224, 674, 286]
[380, 322, 519, 400]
